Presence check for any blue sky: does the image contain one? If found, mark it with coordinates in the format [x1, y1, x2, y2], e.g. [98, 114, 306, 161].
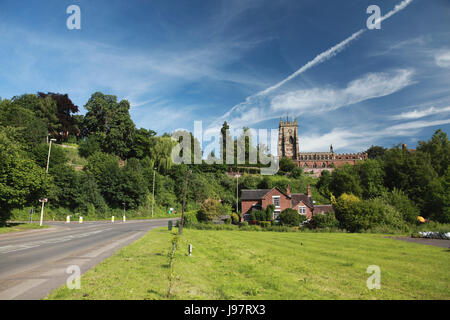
[0, 0, 449, 153]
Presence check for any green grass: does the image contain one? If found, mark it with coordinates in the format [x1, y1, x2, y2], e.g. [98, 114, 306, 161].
[0, 222, 49, 234]
[56, 144, 88, 168]
[46, 229, 450, 300]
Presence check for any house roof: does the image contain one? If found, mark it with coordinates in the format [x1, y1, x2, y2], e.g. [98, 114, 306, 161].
[291, 194, 314, 209]
[313, 205, 334, 213]
[240, 189, 272, 200]
[240, 187, 291, 200]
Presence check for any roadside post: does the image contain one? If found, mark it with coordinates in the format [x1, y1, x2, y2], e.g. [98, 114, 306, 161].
[123, 215, 126, 222]
[188, 244, 193, 256]
[39, 198, 48, 227]
[79, 216, 83, 223]
[66, 215, 70, 223]
[111, 216, 115, 223]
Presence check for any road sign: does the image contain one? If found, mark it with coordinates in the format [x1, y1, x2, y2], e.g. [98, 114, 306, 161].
[39, 198, 48, 203]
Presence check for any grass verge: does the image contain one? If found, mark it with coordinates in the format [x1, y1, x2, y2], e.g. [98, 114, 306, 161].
[46, 228, 450, 300]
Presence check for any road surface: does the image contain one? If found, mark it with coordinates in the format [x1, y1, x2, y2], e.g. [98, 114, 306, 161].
[0, 218, 178, 300]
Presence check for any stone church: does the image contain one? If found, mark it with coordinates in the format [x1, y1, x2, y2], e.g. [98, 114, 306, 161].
[278, 117, 367, 170]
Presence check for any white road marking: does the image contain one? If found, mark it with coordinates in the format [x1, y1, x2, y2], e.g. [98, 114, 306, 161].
[0, 228, 113, 255]
[0, 279, 47, 300]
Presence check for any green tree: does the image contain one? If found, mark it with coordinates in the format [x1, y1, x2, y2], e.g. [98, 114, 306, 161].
[82, 92, 136, 158]
[279, 157, 296, 173]
[366, 145, 386, 159]
[416, 129, 450, 176]
[0, 131, 50, 225]
[329, 164, 362, 197]
[355, 159, 386, 198]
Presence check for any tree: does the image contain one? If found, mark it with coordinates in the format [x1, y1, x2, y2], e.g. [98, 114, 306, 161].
[329, 164, 362, 197]
[317, 170, 332, 198]
[279, 157, 296, 173]
[197, 198, 223, 222]
[383, 148, 438, 215]
[37, 92, 80, 141]
[0, 131, 50, 225]
[82, 92, 136, 158]
[78, 135, 101, 158]
[0, 99, 47, 149]
[417, 129, 450, 176]
[366, 145, 386, 159]
[355, 159, 386, 198]
[11, 94, 60, 137]
[279, 208, 304, 226]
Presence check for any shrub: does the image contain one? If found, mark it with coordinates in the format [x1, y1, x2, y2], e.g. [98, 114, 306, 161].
[224, 218, 231, 224]
[183, 211, 198, 227]
[196, 198, 222, 222]
[309, 212, 339, 229]
[266, 204, 275, 221]
[381, 188, 419, 224]
[239, 221, 249, 227]
[259, 221, 271, 228]
[231, 213, 240, 224]
[279, 208, 302, 226]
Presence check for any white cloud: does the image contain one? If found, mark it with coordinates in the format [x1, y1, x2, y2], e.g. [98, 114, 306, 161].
[271, 69, 415, 113]
[435, 50, 450, 68]
[391, 105, 450, 120]
[386, 119, 450, 131]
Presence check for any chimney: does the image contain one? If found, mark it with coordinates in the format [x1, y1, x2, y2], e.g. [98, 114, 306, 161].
[307, 184, 311, 197]
[286, 184, 291, 196]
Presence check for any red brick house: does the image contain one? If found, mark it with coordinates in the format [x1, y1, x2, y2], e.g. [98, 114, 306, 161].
[240, 185, 332, 221]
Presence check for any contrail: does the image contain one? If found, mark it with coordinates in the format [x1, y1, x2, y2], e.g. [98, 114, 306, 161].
[210, 0, 415, 129]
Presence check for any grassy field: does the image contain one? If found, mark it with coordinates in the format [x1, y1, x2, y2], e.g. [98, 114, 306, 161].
[46, 228, 450, 300]
[0, 223, 49, 235]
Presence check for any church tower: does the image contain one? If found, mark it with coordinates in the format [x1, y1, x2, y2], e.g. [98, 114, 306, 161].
[278, 117, 299, 160]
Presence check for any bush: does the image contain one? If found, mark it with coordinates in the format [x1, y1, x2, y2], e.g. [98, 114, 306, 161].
[309, 212, 339, 229]
[259, 221, 271, 228]
[196, 198, 222, 222]
[239, 221, 249, 227]
[333, 193, 409, 232]
[224, 218, 231, 224]
[231, 213, 240, 224]
[279, 208, 302, 226]
[183, 211, 198, 227]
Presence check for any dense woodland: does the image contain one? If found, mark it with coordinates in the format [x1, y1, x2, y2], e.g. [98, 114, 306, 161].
[0, 92, 448, 229]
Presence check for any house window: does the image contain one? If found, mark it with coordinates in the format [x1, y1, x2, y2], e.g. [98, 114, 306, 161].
[274, 210, 281, 221]
[244, 214, 250, 221]
[298, 206, 307, 215]
[272, 196, 280, 208]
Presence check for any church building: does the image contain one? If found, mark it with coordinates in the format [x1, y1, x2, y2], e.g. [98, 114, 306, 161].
[277, 117, 367, 170]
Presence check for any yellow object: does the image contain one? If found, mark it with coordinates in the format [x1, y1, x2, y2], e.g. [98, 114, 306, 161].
[111, 216, 115, 223]
[417, 216, 425, 223]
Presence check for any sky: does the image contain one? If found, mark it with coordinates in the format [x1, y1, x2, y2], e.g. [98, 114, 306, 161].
[0, 0, 449, 153]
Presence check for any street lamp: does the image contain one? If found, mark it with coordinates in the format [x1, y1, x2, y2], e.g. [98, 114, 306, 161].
[40, 138, 57, 226]
[151, 167, 156, 218]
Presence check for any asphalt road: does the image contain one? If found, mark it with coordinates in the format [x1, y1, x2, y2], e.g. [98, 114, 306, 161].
[0, 218, 178, 300]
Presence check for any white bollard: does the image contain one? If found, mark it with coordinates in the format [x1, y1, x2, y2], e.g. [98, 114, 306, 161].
[111, 216, 115, 223]
[66, 216, 70, 223]
[79, 216, 83, 224]
[123, 215, 126, 222]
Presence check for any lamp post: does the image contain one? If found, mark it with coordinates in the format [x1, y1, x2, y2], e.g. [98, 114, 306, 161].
[151, 167, 156, 218]
[40, 138, 56, 226]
